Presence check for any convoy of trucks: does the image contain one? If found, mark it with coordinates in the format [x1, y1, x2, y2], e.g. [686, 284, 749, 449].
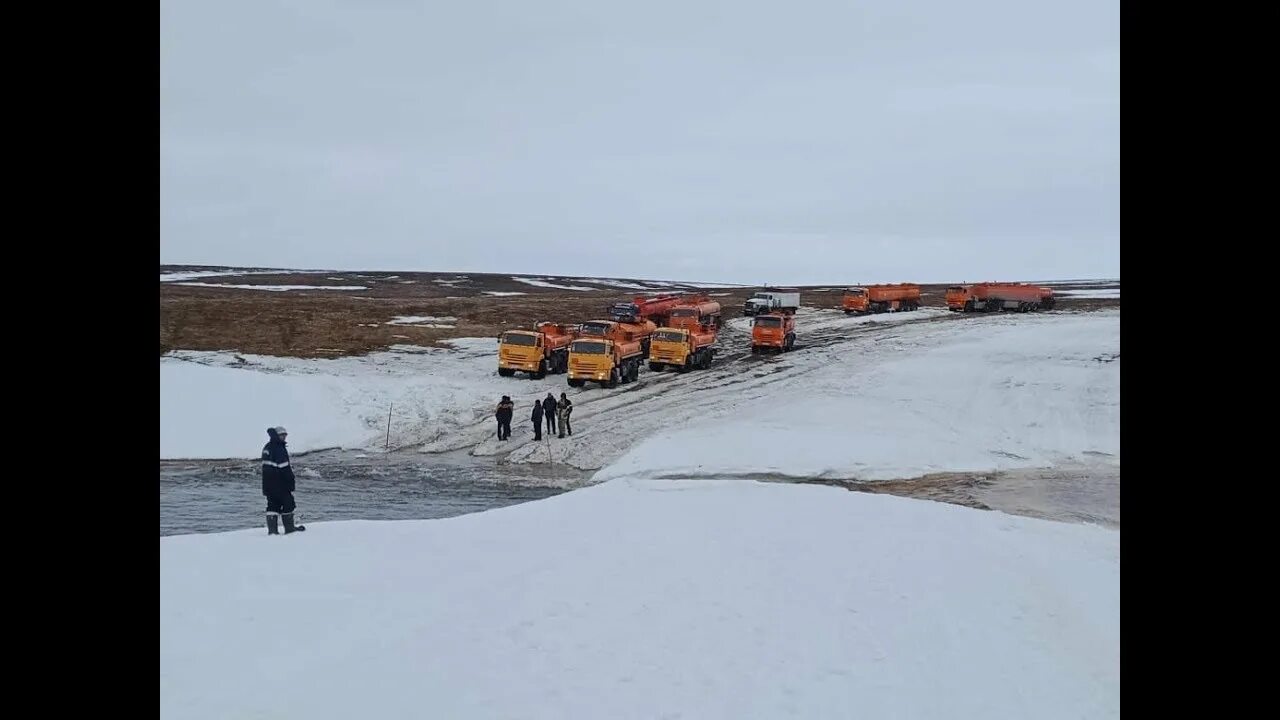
[494, 281, 1066, 389]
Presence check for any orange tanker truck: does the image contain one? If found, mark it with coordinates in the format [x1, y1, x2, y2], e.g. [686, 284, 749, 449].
[649, 322, 717, 372]
[751, 311, 797, 354]
[842, 284, 922, 314]
[668, 296, 722, 330]
[567, 319, 656, 388]
[607, 294, 681, 327]
[946, 283, 1055, 312]
[498, 322, 578, 379]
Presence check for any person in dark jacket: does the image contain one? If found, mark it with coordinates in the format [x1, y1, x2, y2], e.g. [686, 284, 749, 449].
[495, 396, 515, 440]
[557, 393, 573, 438]
[542, 393, 558, 435]
[531, 400, 544, 441]
[262, 426, 305, 535]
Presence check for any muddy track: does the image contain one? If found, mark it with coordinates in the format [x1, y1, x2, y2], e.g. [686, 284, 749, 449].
[481, 309, 975, 468]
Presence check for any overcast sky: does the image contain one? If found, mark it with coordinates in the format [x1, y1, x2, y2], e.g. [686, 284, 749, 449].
[160, 0, 1118, 285]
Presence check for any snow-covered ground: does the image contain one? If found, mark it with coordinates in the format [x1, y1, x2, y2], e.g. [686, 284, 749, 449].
[1057, 289, 1121, 299]
[160, 340, 510, 459]
[161, 477, 1120, 720]
[385, 315, 458, 328]
[160, 308, 1120, 481]
[160, 268, 331, 282]
[580, 278, 671, 290]
[1036, 279, 1120, 287]
[161, 305, 1120, 717]
[173, 282, 368, 291]
[482, 290, 526, 296]
[511, 276, 600, 291]
[595, 310, 1119, 482]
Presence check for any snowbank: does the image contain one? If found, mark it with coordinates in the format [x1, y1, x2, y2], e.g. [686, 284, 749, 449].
[160, 478, 1119, 719]
[595, 311, 1120, 482]
[160, 339, 527, 459]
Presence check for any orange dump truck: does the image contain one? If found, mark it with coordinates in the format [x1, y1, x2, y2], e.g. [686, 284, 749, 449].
[498, 322, 578, 378]
[649, 323, 717, 372]
[751, 312, 796, 353]
[842, 284, 922, 314]
[668, 297, 722, 330]
[567, 319, 656, 387]
[947, 283, 1055, 312]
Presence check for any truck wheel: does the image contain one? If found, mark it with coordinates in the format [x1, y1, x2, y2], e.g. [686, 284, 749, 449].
[751, 346, 759, 355]
[607, 369, 619, 388]
[649, 362, 665, 372]
[532, 360, 547, 379]
[963, 300, 975, 313]
[498, 368, 515, 377]
[629, 362, 640, 382]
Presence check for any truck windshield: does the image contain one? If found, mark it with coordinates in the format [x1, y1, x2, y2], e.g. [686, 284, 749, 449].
[947, 286, 965, 292]
[580, 322, 612, 336]
[500, 333, 537, 346]
[845, 288, 866, 295]
[654, 330, 685, 342]
[570, 341, 608, 354]
[754, 317, 782, 328]
[751, 293, 772, 300]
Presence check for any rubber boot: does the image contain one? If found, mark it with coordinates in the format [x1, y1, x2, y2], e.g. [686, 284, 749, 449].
[267, 514, 279, 535]
[282, 513, 306, 533]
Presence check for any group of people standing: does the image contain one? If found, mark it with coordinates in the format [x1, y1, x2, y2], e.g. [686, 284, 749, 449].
[495, 392, 572, 441]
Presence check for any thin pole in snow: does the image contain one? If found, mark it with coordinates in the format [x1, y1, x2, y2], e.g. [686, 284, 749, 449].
[385, 403, 393, 451]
